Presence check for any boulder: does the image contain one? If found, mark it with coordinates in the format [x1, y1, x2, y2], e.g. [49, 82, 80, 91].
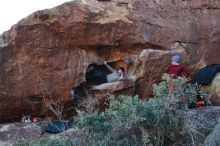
[187, 106, 220, 130]
[0, 123, 42, 146]
[90, 80, 135, 97]
[211, 73, 220, 105]
[204, 121, 220, 146]
[167, 106, 220, 145]
[90, 80, 135, 111]
[201, 73, 220, 105]
[1, 0, 220, 122]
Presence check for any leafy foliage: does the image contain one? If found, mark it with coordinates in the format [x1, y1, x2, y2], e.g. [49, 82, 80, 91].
[77, 95, 154, 146]
[16, 137, 71, 146]
[153, 74, 197, 104]
[76, 74, 201, 146]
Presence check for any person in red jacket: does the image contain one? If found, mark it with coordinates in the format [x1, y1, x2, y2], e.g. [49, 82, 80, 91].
[166, 55, 190, 78]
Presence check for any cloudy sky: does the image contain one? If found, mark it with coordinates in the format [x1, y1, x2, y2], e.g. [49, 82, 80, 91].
[0, 0, 70, 34]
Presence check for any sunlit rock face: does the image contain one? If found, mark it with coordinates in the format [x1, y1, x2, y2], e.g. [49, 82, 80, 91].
[211, 74, 220, 105]
[0, 0, 220, 123]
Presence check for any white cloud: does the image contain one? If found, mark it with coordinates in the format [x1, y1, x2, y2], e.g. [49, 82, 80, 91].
[0, 0, 70, 34]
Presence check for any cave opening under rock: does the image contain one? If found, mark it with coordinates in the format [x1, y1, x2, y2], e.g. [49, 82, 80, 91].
[71, 63, 116, 102]
[72, 61, 129, 101]
[86, 63, 110, 86]
[85, 61, 125, 86]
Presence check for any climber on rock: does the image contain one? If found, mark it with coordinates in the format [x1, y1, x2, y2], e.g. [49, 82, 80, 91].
[166, 55, 190, 79]
[104, 61, 125, 82]
[86, 61, 125, 85]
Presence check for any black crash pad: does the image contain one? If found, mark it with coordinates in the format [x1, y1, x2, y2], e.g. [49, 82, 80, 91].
[192, 64, 220, 85]
[44, 120, 75, 134]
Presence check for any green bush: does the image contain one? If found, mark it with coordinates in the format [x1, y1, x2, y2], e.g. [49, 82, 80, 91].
[76, 74, 200, 146]
[153, 74, 197, 104]
[16, 137, 71, 146]
[77, 95, 154, 146]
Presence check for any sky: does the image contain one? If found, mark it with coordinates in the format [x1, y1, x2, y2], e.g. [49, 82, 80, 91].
[0, 0, 71, 34]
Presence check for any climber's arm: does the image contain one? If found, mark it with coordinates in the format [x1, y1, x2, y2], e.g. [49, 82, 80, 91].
[104, 61, 116, 73]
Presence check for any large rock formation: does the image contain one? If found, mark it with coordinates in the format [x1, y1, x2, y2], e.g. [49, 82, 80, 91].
[0, 0, 220, 123]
